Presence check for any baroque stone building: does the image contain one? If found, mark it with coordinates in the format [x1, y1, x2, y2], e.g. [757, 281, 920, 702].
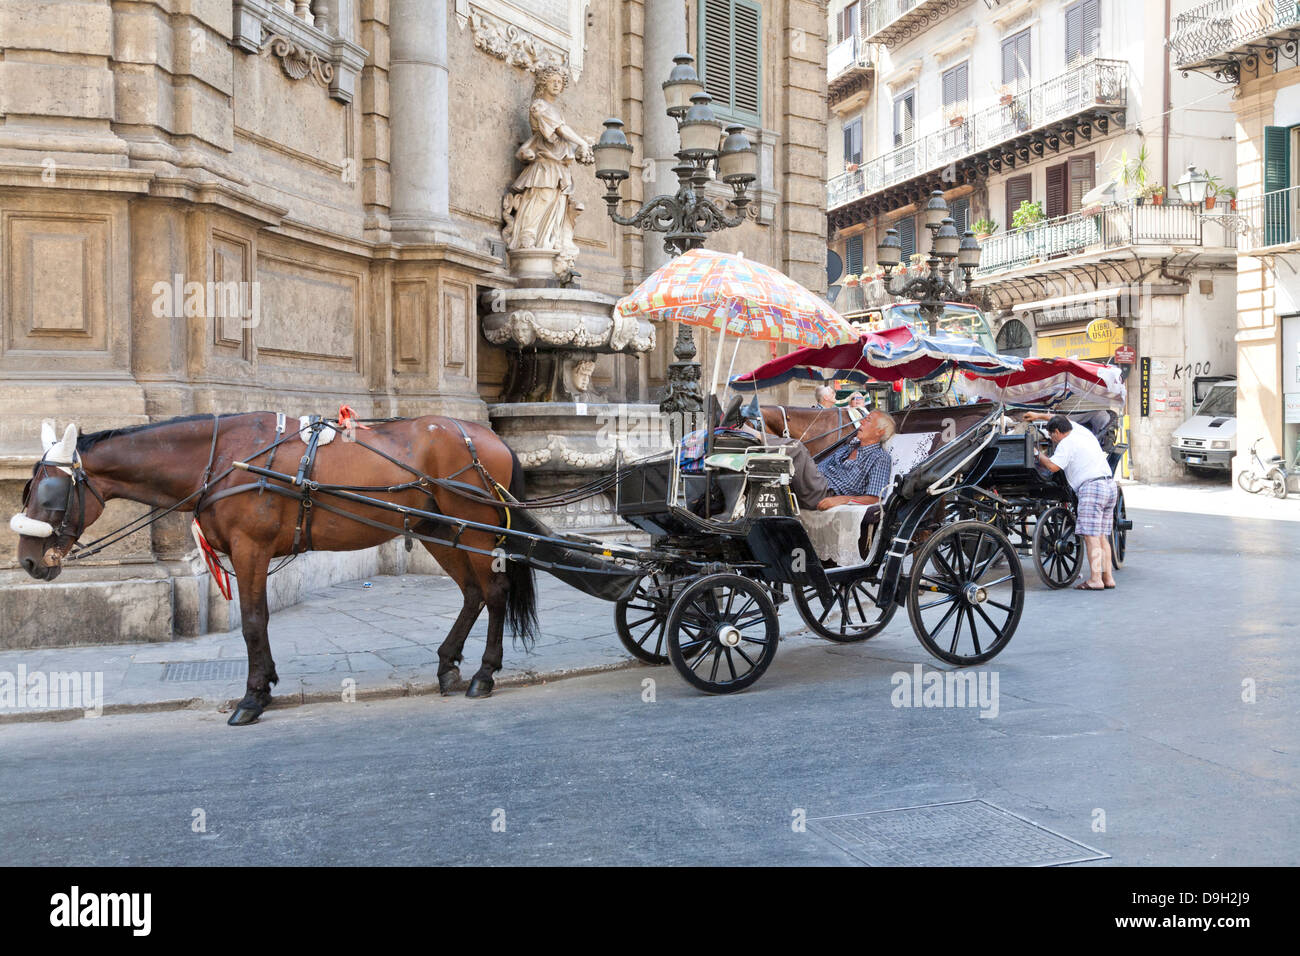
[0, 0, 828, 646]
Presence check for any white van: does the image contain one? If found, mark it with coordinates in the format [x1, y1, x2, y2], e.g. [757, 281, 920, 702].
[1170, 381, 1237, 474]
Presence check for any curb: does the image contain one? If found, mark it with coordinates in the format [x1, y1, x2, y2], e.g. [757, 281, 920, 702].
[0, 659, 642, 726]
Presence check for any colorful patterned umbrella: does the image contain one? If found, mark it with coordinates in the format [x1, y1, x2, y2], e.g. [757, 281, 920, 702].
[729, 325, 1025, 391]
[616, 248, 859, 348]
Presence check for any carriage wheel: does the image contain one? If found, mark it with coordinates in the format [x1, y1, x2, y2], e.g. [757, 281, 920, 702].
[1031, 505, 1083, 589]
[615, 573, 677, 665]
[1110, 490, 1128, 569]
[665, 573, 779, 694]
[792, 577, 895, 643]
[907, 520, 1023, 666]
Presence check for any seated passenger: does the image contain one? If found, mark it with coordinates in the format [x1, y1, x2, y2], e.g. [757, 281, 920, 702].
[775, 410, 896, 510]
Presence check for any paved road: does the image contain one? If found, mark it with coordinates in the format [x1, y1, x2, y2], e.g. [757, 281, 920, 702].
[1, 507, 1296, 865]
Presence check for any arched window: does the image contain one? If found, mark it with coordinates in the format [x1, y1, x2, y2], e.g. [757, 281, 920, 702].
[996, 318, 1033, 357]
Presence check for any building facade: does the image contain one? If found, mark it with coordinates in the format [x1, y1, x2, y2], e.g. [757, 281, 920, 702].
[1171, 0, 1300, 490]
[825, 0, 1241, 481]
[0, 0, 827, 646]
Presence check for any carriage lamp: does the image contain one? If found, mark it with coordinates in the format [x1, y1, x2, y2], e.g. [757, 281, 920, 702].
[1174, 165, 1210, 205]
[873, 191, 982, 336]
[595, 53, 762, 418]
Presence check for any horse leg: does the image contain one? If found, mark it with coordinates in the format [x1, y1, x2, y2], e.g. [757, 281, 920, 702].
[466, 556, 509, 699]
[420, 542, 485, 695]
[228, 542, 279, 727]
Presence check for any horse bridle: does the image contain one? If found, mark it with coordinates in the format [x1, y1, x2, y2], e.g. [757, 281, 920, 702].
[20, 451, 105, 546]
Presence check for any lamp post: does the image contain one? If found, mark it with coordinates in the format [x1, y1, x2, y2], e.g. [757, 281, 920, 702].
[875, 190, 982, 336]
[1175, 164, 1251, 237]
[592, 53, 759, 417]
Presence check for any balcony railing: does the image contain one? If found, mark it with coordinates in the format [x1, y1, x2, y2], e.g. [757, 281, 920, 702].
[1237, 184, 1300, 251]
[828, 35, 870, 80]
[976, 201, 1234, 277]
[1170, 0, 1300, 71]
[828, 58, 1128, 211]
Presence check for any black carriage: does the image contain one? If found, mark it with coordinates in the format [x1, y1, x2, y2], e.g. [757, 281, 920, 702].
[937, 425, 1131, 589]
[611, 401, 1027, 693]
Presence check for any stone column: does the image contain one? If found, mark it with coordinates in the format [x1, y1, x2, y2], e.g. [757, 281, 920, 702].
[388, 0, 461, 244]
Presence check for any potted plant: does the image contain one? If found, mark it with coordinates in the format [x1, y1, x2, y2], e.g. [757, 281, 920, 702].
[843, 273, 860, 287]
[1221, 185, 1238, 211]
[944, 103, 967, 127]
[972, 217, 999, 241]
[846, 161, 860, 172]
[1112, 145, 1150, 202]
[1011, 199, 1045, 231]
[997, 83, 1014, 107]
[1203, 173, 1223, 210]
[1141, 183, 1166, 206]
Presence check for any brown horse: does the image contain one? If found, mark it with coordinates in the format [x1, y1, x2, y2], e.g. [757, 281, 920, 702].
[11, 413, 536, 725]
[758, 405, 859, 457]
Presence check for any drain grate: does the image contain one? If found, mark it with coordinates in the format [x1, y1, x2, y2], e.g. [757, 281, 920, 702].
[808, 800, 1109, 867]
[161, 660, 248, 683]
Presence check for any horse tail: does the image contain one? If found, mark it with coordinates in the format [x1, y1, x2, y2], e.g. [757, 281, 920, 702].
[503, 446, 539, 649]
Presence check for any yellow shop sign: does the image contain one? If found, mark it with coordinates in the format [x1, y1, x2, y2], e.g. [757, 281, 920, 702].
[1086, 318, 1119, 342]
[1037, 328, 1125, 361]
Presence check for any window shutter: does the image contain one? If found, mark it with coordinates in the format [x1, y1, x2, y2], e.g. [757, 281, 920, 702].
[699, 0, 761, 124]
[1082, 0, 1100, 58]
[732, 2, 761, 119]
[1264, 125, 1292, 245]
[847, 235, 864, 275]
[1003, 30, 1031, 88]
[943, 63, 968, 109]
[950, 197, 970, 234]
[895, 92, 914, 146]
[897, 217, 916, 261]
[1066, 0, 1100, 63]
[701, 0, 733, 110]
[1006, 175, 1031, 226]
[843, 119, 862, 165]
[1069, 153, 1095, 212]
[1046, 163, 1067, 219]
[1065, 4, 1082, 63]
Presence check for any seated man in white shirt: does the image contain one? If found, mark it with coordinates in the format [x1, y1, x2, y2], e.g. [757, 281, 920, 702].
[1034, 415, 1118, 591]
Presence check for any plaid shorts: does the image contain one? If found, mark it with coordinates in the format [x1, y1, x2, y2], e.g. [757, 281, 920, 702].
[1075, 478, 1118, 536]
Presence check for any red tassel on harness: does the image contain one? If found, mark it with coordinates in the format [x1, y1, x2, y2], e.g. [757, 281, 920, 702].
[337, 404, 371, 442]
[192, 519, 232, 601]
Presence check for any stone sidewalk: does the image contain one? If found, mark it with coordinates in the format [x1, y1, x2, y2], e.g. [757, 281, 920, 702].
[0, 573, 818, 723]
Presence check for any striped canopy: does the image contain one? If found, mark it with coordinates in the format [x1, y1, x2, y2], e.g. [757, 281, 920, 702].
[730, 324, 1025, 391]
[616, 248, 859, 348]
[954, 358, 1128, 411]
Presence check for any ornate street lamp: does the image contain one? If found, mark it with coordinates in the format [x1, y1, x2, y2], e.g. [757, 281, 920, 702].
[1174, 165, 1210, 205]
[593, 53, 759, 416]
[876, 190, 982, 336]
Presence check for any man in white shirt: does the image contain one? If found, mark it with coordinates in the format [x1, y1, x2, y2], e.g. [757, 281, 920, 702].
[1035, 415, 1118, 591]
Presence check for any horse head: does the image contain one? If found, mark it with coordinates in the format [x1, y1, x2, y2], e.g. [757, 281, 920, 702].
[11, 421, 105, 581]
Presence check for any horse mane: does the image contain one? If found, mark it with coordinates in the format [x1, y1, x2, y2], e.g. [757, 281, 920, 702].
[76, 413, 231, 452]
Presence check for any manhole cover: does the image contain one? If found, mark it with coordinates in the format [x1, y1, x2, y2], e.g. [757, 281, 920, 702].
[808, 800, 1108, 866]
[161, 660, 248, 683]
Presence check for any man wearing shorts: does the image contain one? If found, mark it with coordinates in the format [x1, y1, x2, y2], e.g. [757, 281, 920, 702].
[1035, 415, 1118, 591]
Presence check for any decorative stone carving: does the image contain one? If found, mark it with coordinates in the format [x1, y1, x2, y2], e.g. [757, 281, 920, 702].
[470, 10, 568, 73]
[501, 66, 595, 285]
[264, 33, 335, 86]
[456, 0, 590, 80]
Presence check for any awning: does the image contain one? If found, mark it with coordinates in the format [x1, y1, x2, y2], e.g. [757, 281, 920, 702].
[1013, 287, 1136, 330]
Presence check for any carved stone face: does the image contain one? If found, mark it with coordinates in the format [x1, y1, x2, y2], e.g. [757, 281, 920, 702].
[546, 73, 564, 97]
[572, 359, 596, 392]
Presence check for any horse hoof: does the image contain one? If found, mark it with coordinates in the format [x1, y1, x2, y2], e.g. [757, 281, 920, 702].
[466, 677, 494, 699]
[227, 693, 266, 726]
[438, 669, 465, 696]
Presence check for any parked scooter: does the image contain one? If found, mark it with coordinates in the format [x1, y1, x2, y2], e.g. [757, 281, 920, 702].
[1237, 438, 1290, 500]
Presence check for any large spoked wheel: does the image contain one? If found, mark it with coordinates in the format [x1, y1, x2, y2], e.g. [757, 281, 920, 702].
[1032, 505, 1083, 588]
[615, 573, 679, 665]
[792, 576, 895, 643]
[1110, 489, 1129, 569]
[907, 520, 1024, 666]
[666, 573, 780, 694]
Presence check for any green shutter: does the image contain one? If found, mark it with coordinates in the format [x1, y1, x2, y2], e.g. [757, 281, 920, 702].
[698, 0, 762, 126]
[1264, 125, 1291, 245]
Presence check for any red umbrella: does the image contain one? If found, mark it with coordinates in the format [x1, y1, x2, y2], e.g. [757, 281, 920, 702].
[954, 358, 1127, 410]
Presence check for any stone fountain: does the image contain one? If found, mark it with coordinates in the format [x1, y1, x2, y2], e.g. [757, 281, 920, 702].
[484, 66, 666, 536]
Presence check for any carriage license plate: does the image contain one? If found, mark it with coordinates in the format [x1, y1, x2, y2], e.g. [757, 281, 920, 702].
[748, 486, 784, 517]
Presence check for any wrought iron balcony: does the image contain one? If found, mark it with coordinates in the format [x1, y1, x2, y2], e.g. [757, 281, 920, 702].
[828, 58, 1128, 227]
[827, 35, 874, 110]
[1236, 184, 1300, 251]
[863, 0, 969, 47]
[974, 201, 1235, 278]
[1170, 0, 1300, 82]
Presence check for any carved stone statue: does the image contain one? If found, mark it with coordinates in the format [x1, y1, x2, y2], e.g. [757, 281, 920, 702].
[502, 66, 595, 283]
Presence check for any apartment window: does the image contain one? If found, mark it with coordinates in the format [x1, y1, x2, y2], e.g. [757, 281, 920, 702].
[942, 62, 969, 112]
[896, 216, 917, 261]
[1069, 154, 1096, 210]
[1047, 155, 1094, 219]
[1002, 29, 1032, 91]
[1264, 125, 1292, 245]
[846, 235, 865, 275]
[837, 2, 860, 42]
[949, 197, 970, 234]
[997, 318, 1034, 357]
[893, 90, 915, 148]
[843, 118, 863, 166]
[699, 0, 763, 125]
[1006, 174, 1032, 227]
[1065, 0, 1101, 65]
